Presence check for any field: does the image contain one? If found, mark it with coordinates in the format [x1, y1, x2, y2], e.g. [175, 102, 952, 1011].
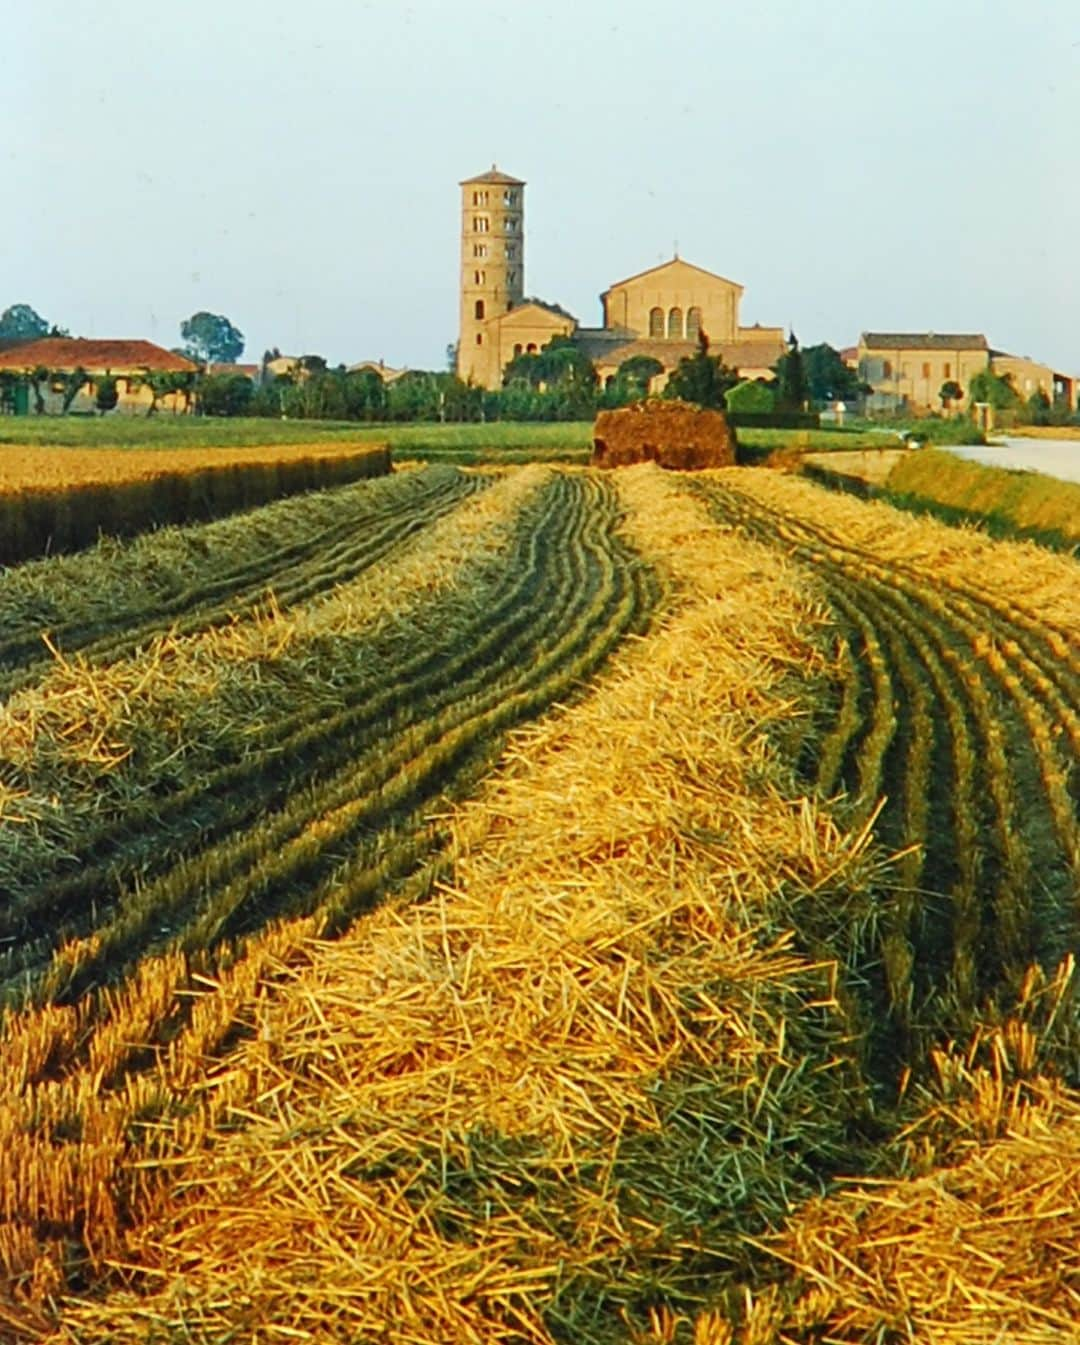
[0, 442, 391, 566]
[1, 460, 1078, 1342]
[0, 417, 594, 455]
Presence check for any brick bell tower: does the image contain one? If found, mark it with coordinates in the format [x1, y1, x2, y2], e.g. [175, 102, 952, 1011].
[457, 166, 525, 387]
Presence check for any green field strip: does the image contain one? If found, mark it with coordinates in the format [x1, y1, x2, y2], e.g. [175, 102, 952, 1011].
[0, 466, 484, 690]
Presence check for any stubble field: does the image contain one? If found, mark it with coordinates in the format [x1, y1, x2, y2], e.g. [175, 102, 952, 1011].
[1, 459, 1077, 1343]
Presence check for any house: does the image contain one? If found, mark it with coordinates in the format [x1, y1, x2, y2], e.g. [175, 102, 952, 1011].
[208, 362, 260, 380]
[989, 351, 1076, 411]
[0, 337, 198, 414]
[346, 359, 411, 384]
[456, 168, 785, 391]
[858, 332, 1077, 414]
[857, 333, 990, 413]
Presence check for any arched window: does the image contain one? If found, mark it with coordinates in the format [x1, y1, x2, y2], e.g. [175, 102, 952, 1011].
[686, 307, 702, 340]
[526, 343, 537, 354]
[667, 307, 683, 339]
[475, 333, 483, 345]
[649, 307, 664, 337]
[475, 299, 485, 320]
[513, 343, 523, 357]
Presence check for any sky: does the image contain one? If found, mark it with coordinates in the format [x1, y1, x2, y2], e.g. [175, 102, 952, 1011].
[6, 0, 1079, 373]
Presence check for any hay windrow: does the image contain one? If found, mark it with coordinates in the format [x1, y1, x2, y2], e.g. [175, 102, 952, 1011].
[47, 464, 874, 1341]
[0, 467, 548, 891]
[723, 466, 1080, 631]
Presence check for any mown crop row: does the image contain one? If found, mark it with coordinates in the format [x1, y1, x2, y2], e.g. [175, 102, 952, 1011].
[0, 442, 391, 565]
[695, 472, 1079, 1073]
[0, 463, 484, 692]
[0, 465, 659, 1303]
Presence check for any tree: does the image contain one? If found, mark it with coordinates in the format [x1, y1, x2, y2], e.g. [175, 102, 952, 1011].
[0, 303, 49, 342]
[29, 365, 49, 414]
[773, 332, 808, 411]
[95, 375, 119, 415]
[800, 343, 868, 404]
[61, 367, 88, 413]
[939, 379, 963, 413]
[611, 354, 663, 403]
[502, 337, 598, 419]
[198, 373, 255, 417]
[663, 330, 738, 409]
[180, 311, 245, 365]
[1024, 388, 1052, 426]
[969, 368, 1021, 410]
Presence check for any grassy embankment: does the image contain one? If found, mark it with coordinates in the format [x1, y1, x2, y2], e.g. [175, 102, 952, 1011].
[885, 447, 1080, 550]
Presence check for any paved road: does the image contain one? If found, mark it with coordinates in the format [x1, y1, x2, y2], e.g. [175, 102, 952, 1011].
[950, 437, 1080, 486]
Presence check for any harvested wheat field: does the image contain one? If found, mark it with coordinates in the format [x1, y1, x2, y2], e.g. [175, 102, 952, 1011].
[0, 441, 391, 565]
[0, 461, 1077, 1343]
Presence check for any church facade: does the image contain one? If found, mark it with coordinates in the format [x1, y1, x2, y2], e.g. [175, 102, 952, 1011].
[457, 167, 785, 391]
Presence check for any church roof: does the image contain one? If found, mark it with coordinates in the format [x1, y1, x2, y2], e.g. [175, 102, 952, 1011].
[460, 166, 525, 186]
[601, 256, 744, 297]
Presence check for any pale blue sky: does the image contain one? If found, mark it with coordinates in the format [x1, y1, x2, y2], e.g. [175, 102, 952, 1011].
[6, 1, 1078, 372]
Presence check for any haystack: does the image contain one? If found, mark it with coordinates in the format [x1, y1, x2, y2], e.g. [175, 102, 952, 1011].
[592, 399, 736, 471]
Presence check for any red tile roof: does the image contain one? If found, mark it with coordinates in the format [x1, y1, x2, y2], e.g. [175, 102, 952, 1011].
[0, 338, 197, 373]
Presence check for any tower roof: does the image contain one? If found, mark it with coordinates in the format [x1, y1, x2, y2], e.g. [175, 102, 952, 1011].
[460, 165, 525, 186]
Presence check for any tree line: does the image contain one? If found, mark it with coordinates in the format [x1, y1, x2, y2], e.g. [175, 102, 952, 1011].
[3, 301, 1071, 426]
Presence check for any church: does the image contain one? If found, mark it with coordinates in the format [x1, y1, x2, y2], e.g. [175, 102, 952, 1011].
[457, 167, 785, 392]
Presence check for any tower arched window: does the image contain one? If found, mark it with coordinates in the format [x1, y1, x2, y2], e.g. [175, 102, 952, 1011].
[687, 307, 702, 340]
[649, 307, 664, 337]
[475, 299, 485, 320]
[667, 307, 683, 339]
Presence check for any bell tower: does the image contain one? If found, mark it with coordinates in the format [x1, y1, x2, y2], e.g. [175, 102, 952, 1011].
[457, 166, 525, 386]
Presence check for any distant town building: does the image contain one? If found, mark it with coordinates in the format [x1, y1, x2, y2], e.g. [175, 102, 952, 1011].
[0, 337, 197, 415]
[858, 333, 991, 414]
[346, 359, 410, 384]
[858, 332, 1076, 413]
[456, 167, 784, 392]
[989, 351, 1076, 410]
